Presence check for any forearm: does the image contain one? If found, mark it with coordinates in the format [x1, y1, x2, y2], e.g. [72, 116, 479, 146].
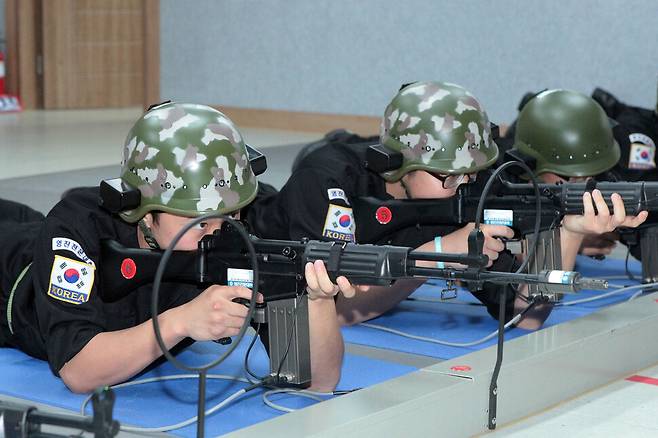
[308, 298, 343, 391]
[335, 279, 425, 326]
[59, 307, 185, 393]
[560, 228, 586, 271]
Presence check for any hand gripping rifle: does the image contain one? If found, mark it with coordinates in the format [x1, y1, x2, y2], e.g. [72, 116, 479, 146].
[359, 144, 658, 289]
[98, 221, 607, 388]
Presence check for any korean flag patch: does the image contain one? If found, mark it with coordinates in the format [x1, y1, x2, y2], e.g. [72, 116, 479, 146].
[322, 204, 356, 242]
[628, 134, 656, 170]
[48, 255, 95, 305]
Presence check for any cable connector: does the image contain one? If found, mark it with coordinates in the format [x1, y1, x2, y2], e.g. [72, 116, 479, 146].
[262, 374, 287, 387]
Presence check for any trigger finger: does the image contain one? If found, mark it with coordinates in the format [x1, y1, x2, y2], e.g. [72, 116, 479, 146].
[305, 262, 319, 292]
[487, 238, 504, 253]
[315, 260, 338, 294]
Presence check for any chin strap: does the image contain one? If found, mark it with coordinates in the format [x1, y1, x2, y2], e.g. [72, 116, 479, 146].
[399, 178, 412, 199]
[138, 219, 161, 250]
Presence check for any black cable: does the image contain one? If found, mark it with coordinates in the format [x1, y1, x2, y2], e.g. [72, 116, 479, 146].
[150, 213, 259, 435]
[474, 165, 541, 430]
[244, 323, 265, 381]
[625, 247, 638, 282]
[197, 370, 207, 438]
[474, 161, 542, 276]
[472, 162, 543, 317]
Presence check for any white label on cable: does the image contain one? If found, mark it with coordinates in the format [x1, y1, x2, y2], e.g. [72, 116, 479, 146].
[227, 268, 253, 288]
[547, 270, 571, 284]
[483, 209, 513, 226]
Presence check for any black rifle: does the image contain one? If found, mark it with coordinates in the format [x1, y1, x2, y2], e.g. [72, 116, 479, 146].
[99, 223, 608, 305]
[98, 223, 607, 388]
[351, 176, 658, 245]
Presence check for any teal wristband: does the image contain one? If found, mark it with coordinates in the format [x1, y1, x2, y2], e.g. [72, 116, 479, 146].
[434, 236, 445, 269]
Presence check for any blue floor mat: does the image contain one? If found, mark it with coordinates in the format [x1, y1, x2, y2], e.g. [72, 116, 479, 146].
[342, 255, 647, 359]
[0, 336, 416, 437]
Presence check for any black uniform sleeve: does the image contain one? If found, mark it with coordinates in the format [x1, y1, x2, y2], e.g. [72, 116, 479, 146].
[273, 167, 357, 242]
[32, 214, 114, 375]
[612, 110, 658, 180]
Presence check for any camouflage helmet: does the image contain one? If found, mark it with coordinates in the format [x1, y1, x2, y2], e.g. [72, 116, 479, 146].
[119, 102, 258, 222]
[514, 89, 620, 177]
[380, 81, 499, 181]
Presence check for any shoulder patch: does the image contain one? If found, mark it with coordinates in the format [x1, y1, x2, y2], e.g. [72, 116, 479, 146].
[629, 133, 656, 149]
[628, 140, 656, 170]
[47, 255, 95, 305]
[322, 204, 356, 242]
[327, 188, 350, 205]
[51, 237, 95, 267]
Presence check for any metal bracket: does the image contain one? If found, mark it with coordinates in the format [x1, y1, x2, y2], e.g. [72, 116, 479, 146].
[266, 296, 312, 387]
[509, 228, 563, 302]
[440, 280, 458, 300]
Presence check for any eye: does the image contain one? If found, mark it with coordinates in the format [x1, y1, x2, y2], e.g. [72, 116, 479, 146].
[192, 222, 208, 230]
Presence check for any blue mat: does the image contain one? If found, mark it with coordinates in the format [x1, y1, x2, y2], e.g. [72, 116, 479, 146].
[0, 336, 416, 437]
[342, 255, 647, 359]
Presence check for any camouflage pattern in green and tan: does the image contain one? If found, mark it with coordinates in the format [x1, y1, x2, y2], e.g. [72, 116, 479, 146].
[513, 89, 620, 177]
[380, 81, 499, 181]
[119, 102, 258, 222]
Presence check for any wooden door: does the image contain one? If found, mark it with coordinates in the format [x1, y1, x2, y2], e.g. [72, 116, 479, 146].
[40, 0, 158, 109]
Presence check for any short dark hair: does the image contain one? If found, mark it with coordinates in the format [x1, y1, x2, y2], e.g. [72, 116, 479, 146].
[150, 211, 162, 225]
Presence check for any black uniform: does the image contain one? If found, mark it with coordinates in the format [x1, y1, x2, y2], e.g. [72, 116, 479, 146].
[249, 139, 519, 321]
[0, 188, 200, 375]
[610, 106, 658, 182]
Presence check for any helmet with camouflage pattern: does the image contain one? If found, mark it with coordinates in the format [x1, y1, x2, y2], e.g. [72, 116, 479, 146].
[513, 89, 620, 177]
[119, 102, 258, 222]
[380, 81, 499, 181]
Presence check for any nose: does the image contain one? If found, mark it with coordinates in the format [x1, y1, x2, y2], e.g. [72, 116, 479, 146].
[205, 219, 224, 235]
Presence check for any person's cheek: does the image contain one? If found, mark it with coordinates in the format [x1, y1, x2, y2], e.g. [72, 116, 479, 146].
[175, 236, 198, 251]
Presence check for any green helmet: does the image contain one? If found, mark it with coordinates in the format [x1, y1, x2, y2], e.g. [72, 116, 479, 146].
[513, 89, 620, 177]
[380, 81, 499, 181]
[119, 102, 258, 222]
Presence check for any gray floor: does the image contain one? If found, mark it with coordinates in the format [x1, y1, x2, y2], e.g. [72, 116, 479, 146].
[0, 143, 306, 214]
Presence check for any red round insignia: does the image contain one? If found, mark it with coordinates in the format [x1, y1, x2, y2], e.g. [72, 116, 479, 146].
[121, 258, 137, 280]
[375, 206, 392, 225]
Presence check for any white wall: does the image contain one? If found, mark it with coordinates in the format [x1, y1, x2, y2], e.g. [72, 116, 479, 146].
[161, 0, 658, 124]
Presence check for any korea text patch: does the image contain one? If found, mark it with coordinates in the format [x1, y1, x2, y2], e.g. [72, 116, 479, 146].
[48, 255, 95, 305]
[322, 204, 356, 242]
